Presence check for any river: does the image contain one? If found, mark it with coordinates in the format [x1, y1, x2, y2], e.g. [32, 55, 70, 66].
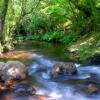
[1, 41, 100, 100]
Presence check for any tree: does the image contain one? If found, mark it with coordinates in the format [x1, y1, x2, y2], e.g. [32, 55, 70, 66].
[0, 0, 9, 52]
[0, 0, 40, 53]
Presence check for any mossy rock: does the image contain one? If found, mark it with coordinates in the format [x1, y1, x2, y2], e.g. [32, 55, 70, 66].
[51, 62, 78, 77]
[2, 61, 27, 81]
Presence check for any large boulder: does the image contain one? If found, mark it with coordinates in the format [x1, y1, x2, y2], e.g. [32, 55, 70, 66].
[2, 61, 27, 81]
[51, 62, 78, 77]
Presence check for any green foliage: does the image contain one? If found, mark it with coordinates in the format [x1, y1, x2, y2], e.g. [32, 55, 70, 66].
[0, 0, 40, 52]
[78, 47, 95, 61]
[60, 33, 77, 44]
[0, 44, 3, 53]
[0, 0, 100, 63]
[15, 31, 78, 45]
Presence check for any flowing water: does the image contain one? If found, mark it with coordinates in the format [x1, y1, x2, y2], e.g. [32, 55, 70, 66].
[1, 41, 100, 100]
[27, 55, 100, 100]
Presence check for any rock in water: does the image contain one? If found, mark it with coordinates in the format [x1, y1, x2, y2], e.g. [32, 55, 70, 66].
[51, 62, 78, 77]
[2, 61, 26, 81]
[14, 83, 36, 96]
[88, 83, 99, 95]
[27, 85, 36, 95]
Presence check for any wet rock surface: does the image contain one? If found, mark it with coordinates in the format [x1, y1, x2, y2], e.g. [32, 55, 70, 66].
[2, 61, 27, 81]
[14, 83, 36, 96]
[0, 88, 48, 100]
[0, 59, 48, 100]
[0, 80, 49, 100]
[50, 62, 78, 78]
[0, 79, 38, 100]
[87, 83, 99, 95]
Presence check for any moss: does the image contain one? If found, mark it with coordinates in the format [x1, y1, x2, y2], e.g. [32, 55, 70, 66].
[68, 32, 100, 61]
[0, 43, 4, 53]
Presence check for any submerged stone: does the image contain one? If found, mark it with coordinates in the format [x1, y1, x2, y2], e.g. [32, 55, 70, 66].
[14, 83, 36, 96]
[88, 83, 99, 95]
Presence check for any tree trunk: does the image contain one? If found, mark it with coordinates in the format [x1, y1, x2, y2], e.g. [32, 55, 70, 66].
[0, 0, 9, 44]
